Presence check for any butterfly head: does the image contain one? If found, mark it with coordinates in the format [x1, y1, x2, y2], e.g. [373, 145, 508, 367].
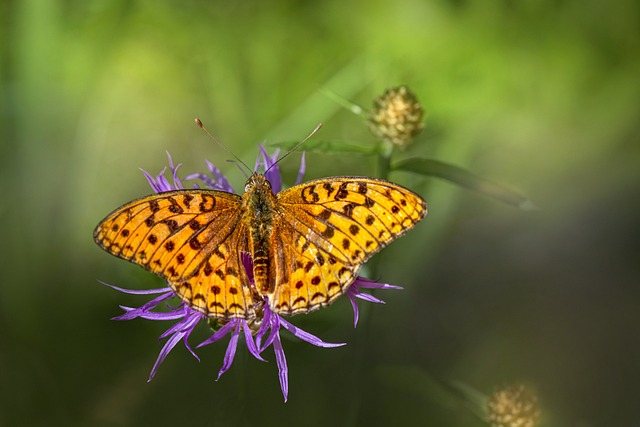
[244, 173, 273, 194]
[242, 173, 277, 228]
[243, 174, 277, 217]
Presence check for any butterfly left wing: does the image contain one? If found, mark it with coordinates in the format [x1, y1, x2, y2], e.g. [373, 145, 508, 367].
[271, 177, 426, 315]
[94, 190, 258, 320]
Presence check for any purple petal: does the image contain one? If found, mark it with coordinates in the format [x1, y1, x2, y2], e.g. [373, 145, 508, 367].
[259, 145, 282, 193]
[217, 322, 241, 380]
[206, 160, 234, 192]
[183, 173, 214, 189]
[148, 328, 184, 381]
[255, 304, 272, 351]
[240, 252, 254, 286]
[295, 151, 306, 185]
[269, 147, 280, 165]
[255, 145, 279, 171]
[273, 331, 288, 402]
[352, 291, 387, 305]
[165, 151, 175, 169]
[183, 336, 199, 361]
[99, 280, 171, 295]
[111, 292, 174, 321]
[159, 311, 191, 339]
[155, 172, 172, 192]
[185, 174, 232, 193]
[165, 151, 184, 189]
[117, 307, 187, 321]
[348, 293, 360, 328]
[185, 172, 222, 190]
[144, 165, 175, 193]
[260, 310, 281, 351]
[181, 313, 203, 361]
[254, 149, 265, 171]
[147, 310, 202, 381]
[241, 321, 267, 362]
[141, 168, 163, 193]
[197, 320, 238, 348]
[279, 317, 346, 348]
[352, 276, 403, 291]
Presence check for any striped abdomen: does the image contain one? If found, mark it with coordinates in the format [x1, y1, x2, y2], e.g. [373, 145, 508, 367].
[252, 246, 271, 293]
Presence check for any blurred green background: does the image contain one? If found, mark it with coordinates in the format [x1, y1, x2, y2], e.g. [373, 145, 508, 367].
[2, 0, 639, 426]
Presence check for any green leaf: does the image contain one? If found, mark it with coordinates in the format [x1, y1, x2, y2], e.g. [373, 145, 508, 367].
[393, 158, 537, 210]
[269, 139, 378, 155]
[319, 88, 368, 117]
[449, 380, 490, 420]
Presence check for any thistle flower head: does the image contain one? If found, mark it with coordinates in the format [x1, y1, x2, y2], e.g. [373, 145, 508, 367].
[369, 85, 424, 148]
[100, 144, 403, 402]
[487, 384, 541, 427]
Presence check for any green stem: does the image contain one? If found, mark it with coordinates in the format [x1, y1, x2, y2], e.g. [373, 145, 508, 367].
[377, 141, 393, 179]
[347, 141, 393, 426]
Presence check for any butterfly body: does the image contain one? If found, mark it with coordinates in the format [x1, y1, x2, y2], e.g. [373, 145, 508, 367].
[94, 174, 426, 321]
[242, 174, 277, 295]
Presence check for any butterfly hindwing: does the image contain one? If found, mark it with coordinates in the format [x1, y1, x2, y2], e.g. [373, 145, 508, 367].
[269, 214, 356, 315]
[171, 221, 255, 318]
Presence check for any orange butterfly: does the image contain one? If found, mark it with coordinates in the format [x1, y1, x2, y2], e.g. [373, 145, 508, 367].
[94, 167, 426, 323]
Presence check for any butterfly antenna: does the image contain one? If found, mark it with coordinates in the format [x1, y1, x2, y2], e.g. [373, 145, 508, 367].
[228, 159, 250, 179]
[195, 118, 252, 174]
[265, 123, 322, 174]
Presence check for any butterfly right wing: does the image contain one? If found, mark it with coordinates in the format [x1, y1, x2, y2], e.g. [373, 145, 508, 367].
[270, 177, 426, 315]
[94, 190, 257, 320]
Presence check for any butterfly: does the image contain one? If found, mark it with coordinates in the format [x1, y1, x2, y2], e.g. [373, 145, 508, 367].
[94, 172, 426, 321]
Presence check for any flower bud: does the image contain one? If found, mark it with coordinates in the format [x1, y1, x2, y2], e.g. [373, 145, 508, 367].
[487, 384, 540, 427]
[368, 85, 424, 148]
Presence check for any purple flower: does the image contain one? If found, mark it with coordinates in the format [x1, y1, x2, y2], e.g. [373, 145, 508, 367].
[101, 146, 400, 401]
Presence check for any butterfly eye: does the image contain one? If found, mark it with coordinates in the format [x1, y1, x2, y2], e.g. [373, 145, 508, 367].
[245, 181, 253, 192]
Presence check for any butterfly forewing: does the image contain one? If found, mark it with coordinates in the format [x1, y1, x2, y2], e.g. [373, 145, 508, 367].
[277, 177, 426, 261]
[268, 214, 356, 315]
